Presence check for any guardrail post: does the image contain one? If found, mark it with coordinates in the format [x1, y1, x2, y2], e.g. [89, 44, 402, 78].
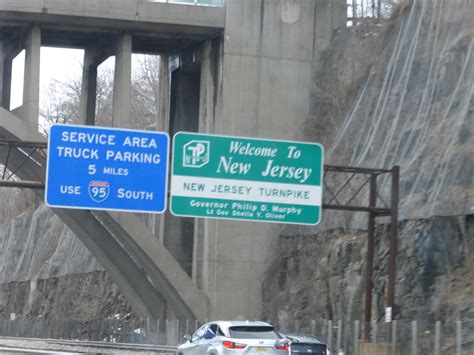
[336, 320, 342, 353]
[434, 321, 440, 355]
[176, 319, 180, 345]
[354, 320, 359, 355]
[371, 321, 377, 355]
[456, 320, 462, 355]
[311, 320, 316, 335]
[390, 320, 397, 355]
[327, 320, 332, 351]
[411, 321, 417, 355]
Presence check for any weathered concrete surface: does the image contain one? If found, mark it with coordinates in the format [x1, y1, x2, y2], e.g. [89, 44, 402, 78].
[0, 1, 224, 53]
[112, 33, 133, 128]
[0, 0, 225, 28]
[194, 0, 346, 319]
[21, 26, 41, 128]
[0, 108, 43, 141]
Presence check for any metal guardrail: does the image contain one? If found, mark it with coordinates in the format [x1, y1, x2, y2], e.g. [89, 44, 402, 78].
[0, 337, 176, 354]
[150, 0, 224, 7]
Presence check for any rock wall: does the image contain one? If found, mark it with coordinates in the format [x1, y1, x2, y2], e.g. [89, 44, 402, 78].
[263, 216, 473, 325]
[0, 204, 136, 321]
[262, 0, 473, 351]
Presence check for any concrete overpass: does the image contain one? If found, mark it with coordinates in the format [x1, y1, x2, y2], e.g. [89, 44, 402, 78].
[0, 0, 346, 321]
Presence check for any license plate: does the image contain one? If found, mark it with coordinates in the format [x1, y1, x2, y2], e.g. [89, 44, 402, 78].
[255, 348, 267, 353]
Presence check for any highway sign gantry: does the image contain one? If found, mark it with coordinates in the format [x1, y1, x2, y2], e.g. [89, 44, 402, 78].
[45, 124, 169, 213]
[170, 132, 324, 225]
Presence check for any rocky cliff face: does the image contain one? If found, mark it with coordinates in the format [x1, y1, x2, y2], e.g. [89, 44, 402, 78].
[0, 204, 134, 321]
[262, 0, 473, 351]
[262, 216, 473, 325]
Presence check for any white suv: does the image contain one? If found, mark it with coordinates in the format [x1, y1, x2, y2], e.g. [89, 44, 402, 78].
[177, 321, 289, 354]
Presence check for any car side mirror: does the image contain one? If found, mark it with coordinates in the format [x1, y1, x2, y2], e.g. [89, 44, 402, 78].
[184, 334, 192, 342]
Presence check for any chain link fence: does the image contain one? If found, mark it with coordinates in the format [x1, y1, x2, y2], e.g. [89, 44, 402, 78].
[0, 317, 472, 354]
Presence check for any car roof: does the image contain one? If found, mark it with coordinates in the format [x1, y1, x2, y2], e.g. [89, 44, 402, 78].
[207, 320, 274, 330]
[284, 333, 325, 344]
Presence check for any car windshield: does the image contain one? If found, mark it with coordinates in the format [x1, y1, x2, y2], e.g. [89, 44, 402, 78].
[228, 326, 281, 339]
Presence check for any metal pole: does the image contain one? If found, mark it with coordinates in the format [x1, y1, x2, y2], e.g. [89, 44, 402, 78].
[387, 166, 399, 318]
[364, 174, 377, 340]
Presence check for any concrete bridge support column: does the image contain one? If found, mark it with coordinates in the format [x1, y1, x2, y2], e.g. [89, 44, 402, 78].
[112, 33, 132, 129]
[0, 42, 12, 110]
[21, 26, 41, 131]
[79, 48, 99, 126]
[191, 0, 346, 320]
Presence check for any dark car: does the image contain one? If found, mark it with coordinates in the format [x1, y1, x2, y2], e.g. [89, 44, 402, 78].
[284, 334, 330, 354]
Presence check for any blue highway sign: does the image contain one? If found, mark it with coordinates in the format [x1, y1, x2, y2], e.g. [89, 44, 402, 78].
[45, 124, 169, 213]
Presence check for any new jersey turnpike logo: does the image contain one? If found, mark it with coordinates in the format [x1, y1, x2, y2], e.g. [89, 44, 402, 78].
[183, 140, 210, 168]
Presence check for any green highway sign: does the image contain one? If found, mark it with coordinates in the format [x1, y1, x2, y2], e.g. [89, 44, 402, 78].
[170, 132, 324, 225]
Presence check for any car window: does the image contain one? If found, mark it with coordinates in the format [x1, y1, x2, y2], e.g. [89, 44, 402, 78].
[208, 324, 225, 337]
[203, 326, 216, 340]
[228, 326, 281, 339]
[209, 324, 218, 334]
[192, 325, 207, 342]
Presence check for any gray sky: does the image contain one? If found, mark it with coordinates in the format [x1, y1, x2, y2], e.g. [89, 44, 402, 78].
[11, 47, 84, 110]
[10, 47, 149, 133]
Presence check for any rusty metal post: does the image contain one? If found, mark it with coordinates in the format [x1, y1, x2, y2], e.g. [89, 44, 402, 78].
[363, 173, 377, 340]
[387, 166, 399, 315]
